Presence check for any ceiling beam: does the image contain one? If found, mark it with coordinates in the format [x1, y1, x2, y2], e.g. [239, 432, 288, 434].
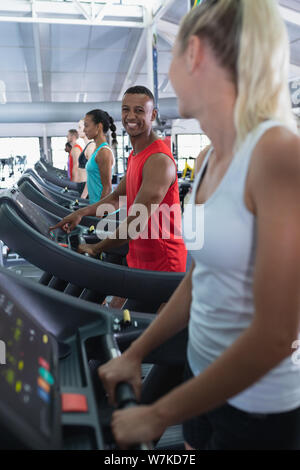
[94, 0, 114, 24]
[157, 29, 175, 47]
[157, 19, 179, 37]
[0, 0, 145, 26]
[118, 29, 147, 100]
[156, 19, 179, 48]
[31, 2, 44, 101]
[0, 16, 145, 28]
[152, 0, 178, 24]
[279, 6, 300, 27]
[0, 1, 143, 19]
[38, 24, 52, 102]
[32, 24, 44, 101]
[73, 0, 92, 22]
[17, 23, 38, 102]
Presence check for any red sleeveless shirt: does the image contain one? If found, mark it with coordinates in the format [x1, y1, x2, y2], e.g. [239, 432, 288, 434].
[126, 140, 187, 272]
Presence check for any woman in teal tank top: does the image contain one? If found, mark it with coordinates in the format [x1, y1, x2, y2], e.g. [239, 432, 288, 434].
[84, 109, 117, 205]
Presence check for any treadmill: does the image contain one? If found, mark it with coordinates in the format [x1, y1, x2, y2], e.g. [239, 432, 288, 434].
[0, 266, 186, 450]
[0, 188, 184, 312]
[24, 168, 82, 203]
[35, 160, 80, 192]
[36, 158, 68, 179]
[23, 167, 123, 213]
[18, 171, 126, 228]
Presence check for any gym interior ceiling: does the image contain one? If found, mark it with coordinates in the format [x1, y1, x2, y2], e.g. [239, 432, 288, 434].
[0, 0, 298, 107]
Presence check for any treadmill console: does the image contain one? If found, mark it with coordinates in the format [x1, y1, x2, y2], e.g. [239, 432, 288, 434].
[0, 285, 61, 449]
[24, 174, 54, 201]
[8, 189, 60, 243]
[3, 189, 90, 252]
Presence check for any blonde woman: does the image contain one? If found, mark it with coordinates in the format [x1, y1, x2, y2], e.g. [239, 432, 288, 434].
[77, 119, 95, 199]
[98, 0, 300, 450]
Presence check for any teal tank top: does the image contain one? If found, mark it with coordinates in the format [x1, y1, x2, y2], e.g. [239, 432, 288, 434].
[86, 142, 111, 205]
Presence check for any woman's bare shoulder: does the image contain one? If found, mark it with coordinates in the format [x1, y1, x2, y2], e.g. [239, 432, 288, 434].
[195, 145, 212, 175]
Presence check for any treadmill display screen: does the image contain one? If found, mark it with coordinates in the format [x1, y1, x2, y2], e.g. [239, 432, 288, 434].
[0, 287, 56, 441]
[13, 191, 56, 241]
[30, 178, 53, 201]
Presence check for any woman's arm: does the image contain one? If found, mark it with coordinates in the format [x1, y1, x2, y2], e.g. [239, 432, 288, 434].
[96, 148, 113, 200]
[99, 262, 194, 401]
[111, 128, 300, 448]
[125, 262, 193, 360]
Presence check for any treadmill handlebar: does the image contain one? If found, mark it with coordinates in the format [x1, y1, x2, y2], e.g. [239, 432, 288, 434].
[78, 235, 90, 257]
[102, 334, 153, 451]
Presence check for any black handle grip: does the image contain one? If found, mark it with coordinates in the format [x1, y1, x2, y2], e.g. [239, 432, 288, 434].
[115, 382, 136, 409]
[115, 382, 152, 451]
[101, 335, 153, 451]
[78, 235, 90, 257]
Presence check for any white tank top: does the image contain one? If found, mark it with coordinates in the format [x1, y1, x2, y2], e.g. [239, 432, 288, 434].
[184, 120, 300, 413]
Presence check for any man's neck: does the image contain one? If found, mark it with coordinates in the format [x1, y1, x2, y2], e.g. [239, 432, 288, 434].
[131, 130, 158, 155]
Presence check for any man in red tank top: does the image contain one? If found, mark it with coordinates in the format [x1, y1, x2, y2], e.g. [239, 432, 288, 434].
[124, 99, 186, 272]
[67, 129, 83, 182]
[51, 86, 187, 272]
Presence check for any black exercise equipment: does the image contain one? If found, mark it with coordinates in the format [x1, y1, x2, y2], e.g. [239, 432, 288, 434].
[0, 266, 186, 450]
[37, 158, 68, 179]
[18, 171, 125, 228]
[0, 188, 184, 312]
[35, 160, 80, 192]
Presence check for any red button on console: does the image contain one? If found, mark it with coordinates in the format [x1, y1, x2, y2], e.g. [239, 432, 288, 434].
[38, 357, 50, 371]
[61, 393, 88, 413]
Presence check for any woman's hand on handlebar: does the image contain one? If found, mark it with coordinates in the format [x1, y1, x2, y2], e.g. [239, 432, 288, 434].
[98, 354, 142, 407]
[111, 405, 166, 450]
[49, 211, 84, 233]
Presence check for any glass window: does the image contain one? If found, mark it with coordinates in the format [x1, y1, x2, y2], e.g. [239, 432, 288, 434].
[177, 134, 211, 172]
[0, 137, 40, 168]
[51, 137, 69, 170]
[0, 137, 40, 188]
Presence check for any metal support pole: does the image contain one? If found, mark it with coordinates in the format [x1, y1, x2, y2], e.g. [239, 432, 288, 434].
[145, 6, 154, 95]
[42, 124, 48, 161]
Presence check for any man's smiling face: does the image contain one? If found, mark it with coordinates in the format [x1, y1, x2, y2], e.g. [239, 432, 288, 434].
[121, 93, 157, 138]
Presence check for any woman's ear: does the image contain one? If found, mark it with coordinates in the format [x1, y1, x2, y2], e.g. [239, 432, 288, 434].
[186, 35, 204, 74]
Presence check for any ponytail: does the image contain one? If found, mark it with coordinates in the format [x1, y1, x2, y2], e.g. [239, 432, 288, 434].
[178, 0, 296, 147]
[235, 0, 296, 145]
[107, 114, 118, 146]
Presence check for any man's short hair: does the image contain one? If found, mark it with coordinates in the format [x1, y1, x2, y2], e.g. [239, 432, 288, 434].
[68, 129, 79, 138]
[124, 86, 156, 107]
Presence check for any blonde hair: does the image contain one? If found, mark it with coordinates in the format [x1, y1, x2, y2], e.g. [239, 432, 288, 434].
[178, 0, 296, 146]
